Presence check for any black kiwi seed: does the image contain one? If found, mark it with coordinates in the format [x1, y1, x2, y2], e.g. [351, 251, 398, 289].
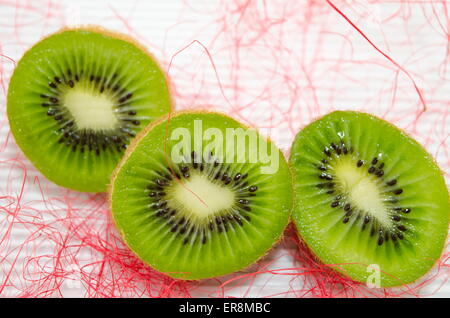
[249, 186, 258, 192]
[234, 215, 243, 226]
[394, 189, 403, 195]
[357, 160, 363, 167]
[387, 179, 397, 186]
[181, 166, 189, 173]
[118, 95, 128, 104]
[319, 173, 332, 181]
[403, 208, 411, 213]
[331, 201, 339, 208]
[371, 157, 378, 165]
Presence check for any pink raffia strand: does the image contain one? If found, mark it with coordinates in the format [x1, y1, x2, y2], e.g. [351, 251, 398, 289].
[0, 0, 449, 297]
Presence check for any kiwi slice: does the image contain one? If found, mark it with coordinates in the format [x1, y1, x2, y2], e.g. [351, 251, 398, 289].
[290, 111, 449, 287]
[109, 111, 292, 280]
[7, 28, 171, 192]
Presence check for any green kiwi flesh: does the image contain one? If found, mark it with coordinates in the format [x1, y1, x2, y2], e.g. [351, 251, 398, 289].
[110, 112, 293, 280]
[290, 111, 449, 287]
[7, 28, 171, 192]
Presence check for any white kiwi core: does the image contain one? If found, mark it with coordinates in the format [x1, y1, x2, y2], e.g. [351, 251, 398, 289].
[168, 172, 235, 218]
[63, 86, 118, 131]
[333, 158, 391, 227]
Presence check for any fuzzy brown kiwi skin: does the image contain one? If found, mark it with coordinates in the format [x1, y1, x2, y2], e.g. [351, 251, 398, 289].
[108, 109, 294, 280]
[289, 110, 450, 288]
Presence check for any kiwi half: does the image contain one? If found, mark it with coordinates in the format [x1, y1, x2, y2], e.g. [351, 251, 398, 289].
[7, 27, 171, 192]
[290, 111, 449, 287]
[109, 111, 292, 280]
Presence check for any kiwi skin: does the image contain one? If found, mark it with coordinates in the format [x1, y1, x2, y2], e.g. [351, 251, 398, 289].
[7, 26, 173, 192]
[109, 110, 294, 280]
[289, 110, 450, 288]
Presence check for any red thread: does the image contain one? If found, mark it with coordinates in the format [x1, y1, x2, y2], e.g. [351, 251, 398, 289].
[0, 0, 448, 297]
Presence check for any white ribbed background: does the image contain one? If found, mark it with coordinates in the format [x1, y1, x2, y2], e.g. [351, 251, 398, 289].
[0, 0, 449, 297]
